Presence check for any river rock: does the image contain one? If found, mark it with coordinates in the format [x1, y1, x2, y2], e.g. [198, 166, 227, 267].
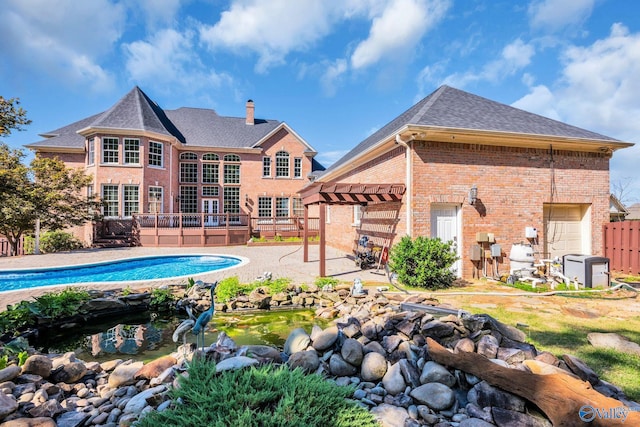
[410, 382, 455, 411]
[459, 419, 496, 427]
[0, 393, 18, 419]
[562, 354, 600, 385]
[28, 399, 63, 418]
[311, 326, 339, 351]
[0, 366, 21, 383]
[239, 345, 282, 362]
[468, 381, 525, 412]
[284, 328, 311, 355]
[108, 361, 144, 388]
[329, 354, 358, 377]
[419, 361, 456, 387]
[455, 337, 476, 353]
[382, 362, 406, 395]
[492, 407, 552, 427]
[360, 352, 387, 382]
[135, 356, 177, 380]
[341, 338, 363, 366]
[287, 351, 320, 374]
[477, 334, 499, 359]
[370, 403, 409, 427]
[123, 385, 167, 414]
[587, 332, 640, 356]
[50, 361, 86, 384]
[215, 356, 259, 372]
[21, 355, 52, 378]
[0, 417, 56, 427]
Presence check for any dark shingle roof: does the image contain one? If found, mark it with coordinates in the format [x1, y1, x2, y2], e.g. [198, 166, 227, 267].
[28, 87, 298, 151]
[323, 85, 620, 175]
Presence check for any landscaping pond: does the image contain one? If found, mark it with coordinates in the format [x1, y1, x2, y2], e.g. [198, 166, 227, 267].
[31, 309, 329, 364]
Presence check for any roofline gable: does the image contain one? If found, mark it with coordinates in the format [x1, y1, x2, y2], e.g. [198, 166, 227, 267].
[251, 122, 318, 155]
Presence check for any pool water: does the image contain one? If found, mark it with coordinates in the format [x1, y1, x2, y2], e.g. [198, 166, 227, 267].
[0, 255, 244, 292]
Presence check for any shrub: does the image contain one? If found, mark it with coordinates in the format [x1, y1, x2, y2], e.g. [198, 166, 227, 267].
[388, 235, 458, 290]
[25, 230, 84, 253]
[30, 287, 91, 319]
[149, 287, 177, 309]
[264, 277, 291, 295]
[0, 301, 33, 337]
[216, 276, 255, 303]
[315, 277, 339, 288]
[136, 359, 378, 427]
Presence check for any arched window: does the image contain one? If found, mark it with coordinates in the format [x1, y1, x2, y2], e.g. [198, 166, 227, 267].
[223, 154, 240, 162]
[275, 151, 289, 177]
[180, 152, 198, 160]
[202, 153, 219, 161]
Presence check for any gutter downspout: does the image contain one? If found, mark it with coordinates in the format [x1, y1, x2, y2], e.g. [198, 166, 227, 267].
[395, 134, 414, 237]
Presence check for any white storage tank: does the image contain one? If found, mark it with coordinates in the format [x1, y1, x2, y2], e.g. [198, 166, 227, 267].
[509, 243, 535, 276]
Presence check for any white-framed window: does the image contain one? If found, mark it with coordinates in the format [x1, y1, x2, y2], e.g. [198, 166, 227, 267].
[352, 205, 363, 226]
[87, 138, 95, 165]
[275, 151, 289, 178]
[149, 186, 163, 213]
[124, 138, 140, 165]
[223, 187, 240, 222]
[223, 154, 240, 162]
[262, 157, 271, 177]
[276, 197, 289, 217]
[202, 186, 219, 197]
[123, 185, 139, 217]
[102, 137, 119, 164]
[149, 141, 163, 167]
[180, 163, 198, 183]
[102, 184, 119, 217]
[258, 197, 272, 217]
[224, 164, 240, 184]
[180, 186, 198, 213]
[293, 198, 304, 217]
[294, 157, 302, 178]
[180, 152, 198, 160]
[203, 153, 219, 161]
[202, 163, 219, 183]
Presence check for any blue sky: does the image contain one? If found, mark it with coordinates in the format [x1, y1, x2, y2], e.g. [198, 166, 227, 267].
[2, 0, 640, 202]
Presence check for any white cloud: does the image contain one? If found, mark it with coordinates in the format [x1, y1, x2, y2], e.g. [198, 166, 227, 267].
[199, 0, 337, 72]
[350, 0, 451, 70]
[124, 29, 234, 95]
[126, 0, 184, 28]
[511, 84, 561, 121]
[0, 0, 125, 91]
[528, 0, 594, 32]
[320, 59, 348, 97]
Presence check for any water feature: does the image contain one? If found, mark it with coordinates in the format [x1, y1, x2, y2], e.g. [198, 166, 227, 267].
[32, 309, 328, 363]
[0, 255, 246, 292]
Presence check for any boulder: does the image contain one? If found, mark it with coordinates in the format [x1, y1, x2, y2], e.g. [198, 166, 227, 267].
[370, 404, 409, 427]
[382, 362, 406, 395]
[311, 326, 339, 351]
[134, 356, 177, 380]
[419, 361, 456, 387]
[215, 356, 259, 372]
[329, 354, 358, 377]
[360, 352, 387, 382]
[21, 355, 52, 378]
[50, 362, 86, 384]
[0, 417, 56, 427]
[0, 393, 18, 419]
[284, 328, 311, 355]
[340, 338, 364, 366]
[0, 366, 21, 383]
[287, 351, 320, 374]
[587, 332, 640, 356]
[108, 361, 144, 388]
[410, 383, 456, 411]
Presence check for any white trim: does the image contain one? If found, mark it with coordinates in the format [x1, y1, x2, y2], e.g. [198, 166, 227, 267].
[251, 122, 318, 154]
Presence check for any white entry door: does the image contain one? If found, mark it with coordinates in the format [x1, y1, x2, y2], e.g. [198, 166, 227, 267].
[430, 204, 461, 276]
[202, 199, 219, 226]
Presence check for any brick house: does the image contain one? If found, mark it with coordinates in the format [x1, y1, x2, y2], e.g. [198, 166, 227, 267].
[301, 85, 633, 279]
[27, 87, 322, 246]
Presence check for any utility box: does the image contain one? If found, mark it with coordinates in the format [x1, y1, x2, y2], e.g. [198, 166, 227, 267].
[476, 232, 489, 242]
[470, 244, 482, 261]
[490, 244, 501, 257]
[563, 255, 610, 288]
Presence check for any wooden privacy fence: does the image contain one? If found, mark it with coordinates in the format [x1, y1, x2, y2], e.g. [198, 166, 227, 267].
[603, 220, 640, 275]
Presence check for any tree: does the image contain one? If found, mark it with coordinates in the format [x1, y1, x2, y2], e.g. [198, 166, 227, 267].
[611, 177, 639, 206]
[0, 96, 32, 137]
[0, 143, 101, 255]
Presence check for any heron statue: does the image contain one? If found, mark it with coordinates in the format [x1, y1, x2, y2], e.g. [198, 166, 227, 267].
[172, 305, 196, 347]
[192, 281, 218, 351]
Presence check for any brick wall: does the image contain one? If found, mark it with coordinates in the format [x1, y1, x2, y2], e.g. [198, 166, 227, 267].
[323, 142, 611, 279]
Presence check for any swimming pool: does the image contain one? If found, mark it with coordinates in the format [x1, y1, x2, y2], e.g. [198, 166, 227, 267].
[0, 255, 246, 292]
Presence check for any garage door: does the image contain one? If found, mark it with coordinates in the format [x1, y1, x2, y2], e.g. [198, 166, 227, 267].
[543, 205, 585, 259]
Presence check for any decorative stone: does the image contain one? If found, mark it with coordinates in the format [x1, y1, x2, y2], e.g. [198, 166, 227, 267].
[50, 362, 86, 384]
[21, 355, 52, 378]
[0, 392, 18, 419]
[28, 399, 63, 418]
[410, 383, 455, 411]
[382, 362, 406, 395]
[0, 417, 57, 427]
[459, 418, 496, 427]
[108, 361, 144, 388]
[123, 385, 167, 414]
[360, 352, 387, 382]
[476, 335, 499, 359]
[455, 338, 476, 353]
[329, 354, 358, 377]
[239, 345, 282, 362]
[287, 351, 320, 374]
[0, 366, 22, 383]
[370, 403, 409, 427]
[215, 356, 259, 372]
[134, 356, 177, 380]
[468, 381, 525, 412]
[419, 361, 456, 387]
[420, 319, 455, 338]
[587, 332, 640, 356]
[492, 407, 552, 427]
[341, 338, 364, 366]
[311, 326, 339, 351]
[562, 354, 600, 385]
[497, 347, 526, 365]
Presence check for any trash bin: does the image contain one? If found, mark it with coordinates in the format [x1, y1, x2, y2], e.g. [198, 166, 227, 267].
[562, 255, 610, 288]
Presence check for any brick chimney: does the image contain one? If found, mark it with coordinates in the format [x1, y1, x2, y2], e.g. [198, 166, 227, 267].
[246, 99, 254, 125]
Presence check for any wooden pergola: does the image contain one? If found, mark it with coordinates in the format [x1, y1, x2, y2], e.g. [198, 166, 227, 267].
[299, 182, 406, 277]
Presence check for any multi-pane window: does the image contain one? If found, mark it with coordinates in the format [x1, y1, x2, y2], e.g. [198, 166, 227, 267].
[275, 151, 289, 177]
[258, 197, 272, 217]
[202, 163, 219, 183]
[180, 152, 198, 160]
[148, 186, 163, 213]
[202, 186, 219, 197]
[87, 138, 95, 165]
[123, 185, 139, 217]
[262, 157, 271, 177]
[102, 185, 119, 217]
[293, 198, 304, 217]
[223, 164, 240, 184]
[223, 187, 240, 222]
[294, 158, 302, 178]
[180, 186, 198, 213]
[124, 139, 140, 164]
[202, 153, 219, 161]
[276, 197, 289, 217]
[180, 163, 198, 183]
[223, 154, 240, 162]
[102, 137, 119, 164]
[149, 141, 163, 167]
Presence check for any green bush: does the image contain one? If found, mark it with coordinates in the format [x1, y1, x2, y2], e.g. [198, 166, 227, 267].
[40, 230, 84, 253]
[137, 359, 378, 427]
[0, 301, 33, 337]
[30, 287, 91, 319]
[263, 277, 291, 295]
[388, 235, 458, 290]
[149, 287, 177, 309]
[315, 277, 339, 288]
